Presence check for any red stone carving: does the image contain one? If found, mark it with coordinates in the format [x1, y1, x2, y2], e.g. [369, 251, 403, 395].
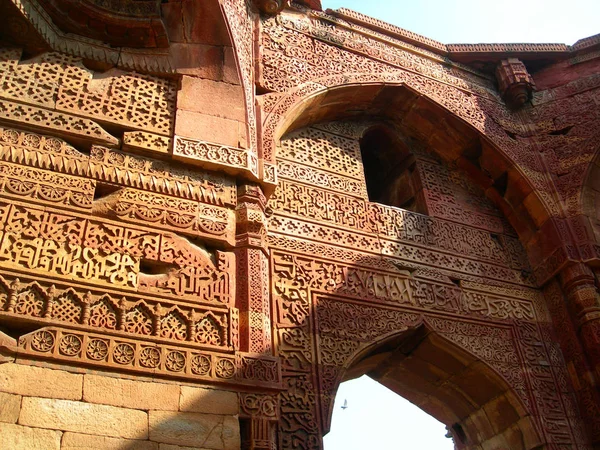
[0, 2, 599, 449]
[496, 58, 536, 108]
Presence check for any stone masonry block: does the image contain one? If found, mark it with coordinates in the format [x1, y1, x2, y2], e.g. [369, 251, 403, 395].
[0, 422, 61, 450]
[175, 110, 244, 148]
[171, 44, 223, 81]
[179, 387, 238, 415]
[83, 374, 180, 411]
[62, 432, 158, 450]
[19, 397, 148, 439]
[178, 77, 246, 122]
[0, 363, 82, 400]
[159, 445, 212, 450]
[223, 47, 241, 85]
[149, 411, 239, 449]
[0, 391, 21, 423]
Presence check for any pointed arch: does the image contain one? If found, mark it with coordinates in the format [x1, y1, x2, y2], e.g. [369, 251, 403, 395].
[323, 319, 543, 450]
[195, 311, 226, 346]
[262, 76, 574, 283]
[14, 282, 48, 318]
[88, 295, 118, 330]
[159, 306, 188, 341]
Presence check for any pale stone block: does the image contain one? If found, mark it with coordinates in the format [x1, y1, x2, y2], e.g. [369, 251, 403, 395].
[178, 77, 246, 122]
[0, 363, 82, 400]
[84, 374, 180, 411]
[19, 397, 148, 439]
[149, 411, 239, 449]
[222, 416, 240, 450]
[159, 445, 210, 450]
[175, 110, 243, 148]
[62, 432, 158, 450]
[179, 387, 238, 415]
[0, 391, 21, 423]
[0, 422, 61, 450]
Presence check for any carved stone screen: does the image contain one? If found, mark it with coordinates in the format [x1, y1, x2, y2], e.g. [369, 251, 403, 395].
[0, 1, 599, 450]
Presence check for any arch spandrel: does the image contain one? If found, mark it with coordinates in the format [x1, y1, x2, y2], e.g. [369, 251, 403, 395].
[257, 7, 599, 284]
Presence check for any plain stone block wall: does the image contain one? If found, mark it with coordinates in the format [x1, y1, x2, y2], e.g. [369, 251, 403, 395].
[0, 362, 240, 450]
[0, 422, 62, 450]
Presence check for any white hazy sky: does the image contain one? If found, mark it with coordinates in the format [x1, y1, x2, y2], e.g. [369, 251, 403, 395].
[322, 0, 599, 45]
[324, 376, 454, 449]
[317, 1, 598, 449]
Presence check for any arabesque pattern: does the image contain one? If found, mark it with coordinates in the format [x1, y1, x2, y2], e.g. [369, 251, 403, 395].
[0, 1, 599, 449]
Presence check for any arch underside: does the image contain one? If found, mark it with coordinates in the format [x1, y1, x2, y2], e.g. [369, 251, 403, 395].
[330, 320, 542, 450]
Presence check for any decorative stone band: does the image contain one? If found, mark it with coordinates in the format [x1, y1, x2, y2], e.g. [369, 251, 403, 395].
[0, 271, 236, 348]
[173, 136, 278, 190]
[0, 126, 238, 208]
[16, 326, 282, 388]
[0, 100, 118, 147]
[95, 188, 236, 246]
[0, 159, 95, 212]
[122, 131, 171, 155]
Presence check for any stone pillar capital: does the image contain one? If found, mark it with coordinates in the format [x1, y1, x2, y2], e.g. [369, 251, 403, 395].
[560, 263, 596, 292]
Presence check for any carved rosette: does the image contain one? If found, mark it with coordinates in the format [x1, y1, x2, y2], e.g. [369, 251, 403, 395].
[495, 58, 536, 108]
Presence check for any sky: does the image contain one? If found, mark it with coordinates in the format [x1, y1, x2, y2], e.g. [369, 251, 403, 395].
[324, 376, 453, 450]
[317, 1, 598, 449]
[321, 0, 599, 45]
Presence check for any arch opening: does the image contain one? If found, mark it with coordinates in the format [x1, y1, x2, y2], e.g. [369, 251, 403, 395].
[359, 124, 426, 214]
[270, 82, 556, 280]
[325, 324, 542, 450]
[325, 375, 453, 449]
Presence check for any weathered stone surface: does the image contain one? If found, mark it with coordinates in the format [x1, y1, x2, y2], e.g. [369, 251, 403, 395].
[83, 375, 180, 411]
[19, 398, 148, 439]
[171, 44, 223, 80]
[0, 391, 21, 423]
[62, 432, 158, 450]
[149, 411, 239, 449]
[175, 110, 245, 148]
[159, 445, 211, 450]
[223, 48, 241, 85]
[178, 77, 246, 122]
[0, 364, 82, 400]
[179, 387, 238, 415]
[0, 422, 61, 450]
[1, 2, 600, 449]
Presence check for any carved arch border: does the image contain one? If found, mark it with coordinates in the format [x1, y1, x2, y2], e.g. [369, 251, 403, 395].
[316, 313, 546, 449]
[580, 135, 600, 252]
[260, 72, 576, 281]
